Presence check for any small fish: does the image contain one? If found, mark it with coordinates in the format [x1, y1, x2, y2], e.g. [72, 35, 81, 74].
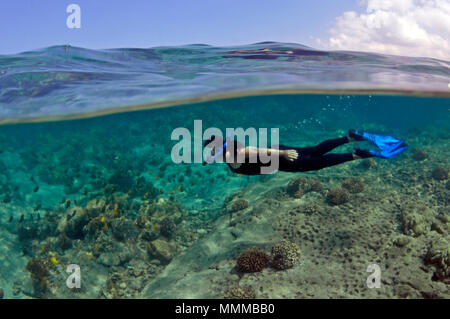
[50, 256, 58, 265]
[34, 204, 41, 211]
[33, 185, 39, 192]
[37, 213, 40, 221]
[30, 214, 33, 221]
[8, 215, 13, 223]
[18, 214, 24, 223]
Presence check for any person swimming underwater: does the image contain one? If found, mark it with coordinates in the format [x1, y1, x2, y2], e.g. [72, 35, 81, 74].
[202, 129, 408, 175]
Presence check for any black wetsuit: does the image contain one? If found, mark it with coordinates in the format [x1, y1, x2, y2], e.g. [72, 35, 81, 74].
[226, 137, 355, 175]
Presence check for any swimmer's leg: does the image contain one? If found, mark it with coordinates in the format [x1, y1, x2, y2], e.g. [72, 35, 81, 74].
[295, 153, 355, 172]
[301, 136, 350, 157]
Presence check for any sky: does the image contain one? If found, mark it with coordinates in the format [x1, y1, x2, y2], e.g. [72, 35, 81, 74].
[0, 0, 449, 60]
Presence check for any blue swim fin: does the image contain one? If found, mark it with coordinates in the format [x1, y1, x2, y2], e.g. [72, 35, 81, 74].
[350, 129, 408, 159]
[350, 129, 405, 150]
[368, 142, 409, 159]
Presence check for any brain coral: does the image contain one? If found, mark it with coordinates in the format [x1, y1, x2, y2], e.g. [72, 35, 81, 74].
[236, 247, 269, 273]
[326, 188, 350, 205]
[341, 177, 365, 193]
[412, 148, 428, 161]
[270, 240, 301, 270]
[432, 167, 448, 181]
[231, 199, 249, 212]
[287, 177, 306, 198]
[400, 204, 434, 237]
[287, 177, 322, 198]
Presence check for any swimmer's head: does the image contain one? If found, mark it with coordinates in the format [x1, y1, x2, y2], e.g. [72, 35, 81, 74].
[203, 135, 227, 165]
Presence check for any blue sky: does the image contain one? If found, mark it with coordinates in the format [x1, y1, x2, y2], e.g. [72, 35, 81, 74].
[0, 0, 361, 54]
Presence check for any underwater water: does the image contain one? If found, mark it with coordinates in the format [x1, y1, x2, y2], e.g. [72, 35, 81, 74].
[0, 43, 449, 299]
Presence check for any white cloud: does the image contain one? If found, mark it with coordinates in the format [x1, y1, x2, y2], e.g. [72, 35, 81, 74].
[315, 0, 450, 60]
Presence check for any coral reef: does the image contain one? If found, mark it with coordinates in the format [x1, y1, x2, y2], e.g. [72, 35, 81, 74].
[56, 233, 72, 251]
[287, 177, 322, 198]
[0, 94, 448, 299]
[17, 218, 54, 242]
[129, 176, 160, 199]
[236, 247, 269, 273]
[85, 216, 107, 237]
[8, 176, 194, 298]
[111, 218, 138, 241]
[341, 177, 365, 193]
[400, 203, 434, 237]
[147, 238, 177, 264]
[231, 200, 249, 212]
[411, 148, 428, 161]
[309, 180, 323, 192]
[393, 235, 411, 247]
[326, 188, 350, 205]
[287, 178, 305, 198]
[57, 206, 89, 239]
[431, 167, 448, 181]
[270, 240, 301, 270]
[424, 237, 450, 283]
[160, 217, 176, 239]
[143, 198, 185, 224]
[25, 258, 49, 296]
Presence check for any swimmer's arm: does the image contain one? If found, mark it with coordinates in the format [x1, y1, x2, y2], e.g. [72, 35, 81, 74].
[244, 147, 298, 161]
[244, 146, 282, 156]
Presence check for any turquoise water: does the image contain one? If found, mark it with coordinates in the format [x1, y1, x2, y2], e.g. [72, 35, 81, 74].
[0, 43, 449, 299]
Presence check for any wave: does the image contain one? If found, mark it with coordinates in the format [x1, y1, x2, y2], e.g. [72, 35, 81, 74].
[0, 42, 449, 124]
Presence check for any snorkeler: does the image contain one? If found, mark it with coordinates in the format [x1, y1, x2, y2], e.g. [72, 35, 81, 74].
[202, 129, 408, 175]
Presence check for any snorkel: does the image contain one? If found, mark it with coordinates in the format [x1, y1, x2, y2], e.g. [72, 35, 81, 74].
[202, 133, 231, 166]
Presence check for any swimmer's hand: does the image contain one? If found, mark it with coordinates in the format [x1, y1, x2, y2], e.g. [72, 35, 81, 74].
[282, 149, 298, 161]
